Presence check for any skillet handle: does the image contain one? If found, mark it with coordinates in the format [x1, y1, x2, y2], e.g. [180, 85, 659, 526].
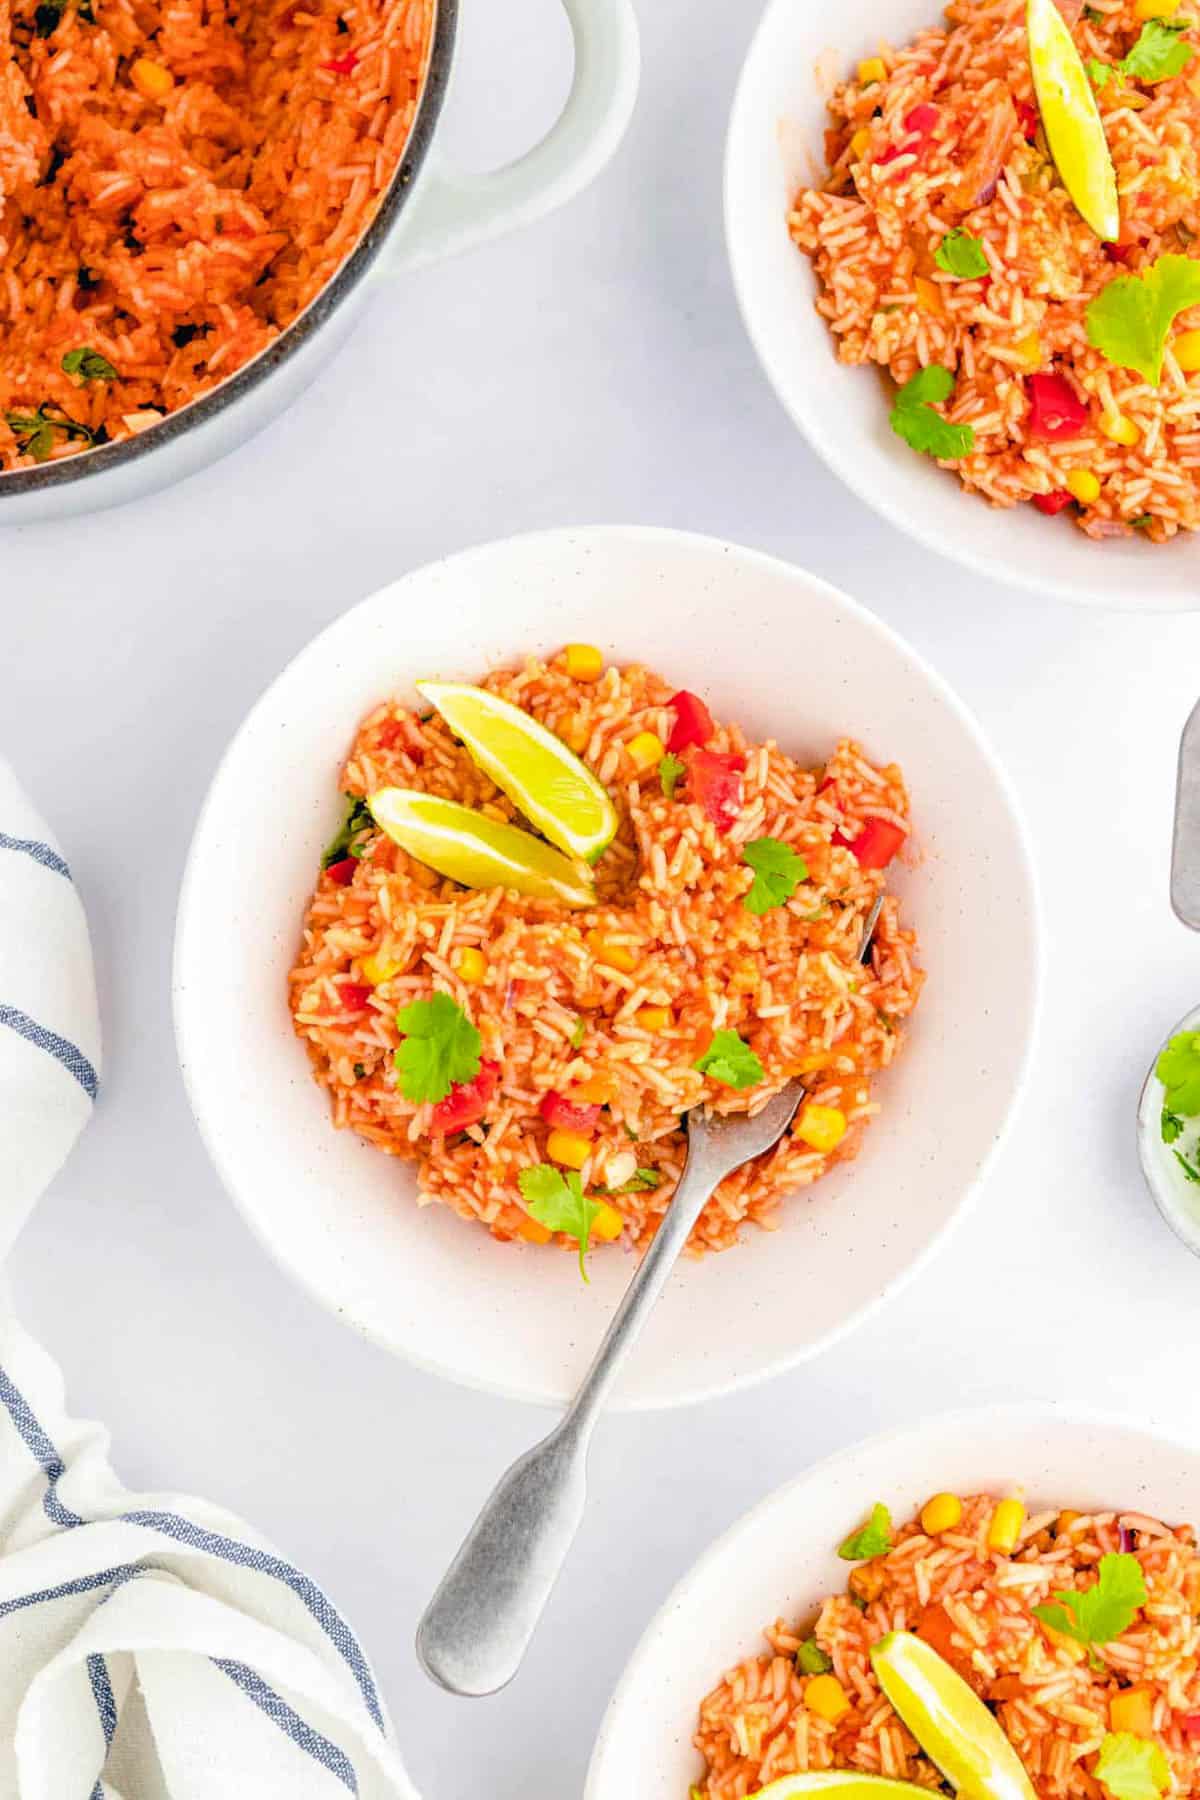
[1172, 699, 1200, 930]
[385, 0, 639, 269]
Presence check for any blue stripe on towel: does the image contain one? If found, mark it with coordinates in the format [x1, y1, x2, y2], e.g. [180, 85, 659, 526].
[87, 1654, 117, 1743]
[0, 1363, 85, 1526]
[0, 1004, 98, 1101]
[0, 832, 71, 879]
[216, 1660, 359, 1793]
[0, 1565, 142, 1619]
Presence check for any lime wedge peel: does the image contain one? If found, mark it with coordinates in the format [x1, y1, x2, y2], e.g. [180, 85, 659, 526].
[1028, 0, 1119, 241]
[416, 681, 618, 865]
[870, 1632, 1038, 1800]
[751, 1776, 935, 1800]
[369, 788, 596, 908]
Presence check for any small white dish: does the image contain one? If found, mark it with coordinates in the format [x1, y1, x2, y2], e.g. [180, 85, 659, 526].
[173, 525, 1041, 1410]
[724, 0, 1198, 609]
[586, 1404, 1200, 1799]
[1137, 1003, 1200, 1256]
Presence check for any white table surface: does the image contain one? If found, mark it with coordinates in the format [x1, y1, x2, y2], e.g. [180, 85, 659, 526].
[6, 1, 1200, 1794]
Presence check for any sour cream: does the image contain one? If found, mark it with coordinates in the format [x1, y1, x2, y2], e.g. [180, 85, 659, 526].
[1137, 1004, 1200, 1257]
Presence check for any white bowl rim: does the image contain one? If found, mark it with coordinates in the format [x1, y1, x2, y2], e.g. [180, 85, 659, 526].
[173, 523, 1045, 1410]
[722, 0, 1198, 613]
[1137, 1000, 1200, 1258]
[585, 1399, 1200, 1794]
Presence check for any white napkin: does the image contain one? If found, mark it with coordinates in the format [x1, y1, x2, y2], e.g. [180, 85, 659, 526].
[0, 760, 419, 1800]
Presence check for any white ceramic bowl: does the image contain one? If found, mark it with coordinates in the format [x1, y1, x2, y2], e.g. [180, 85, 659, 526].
[586, 1404, 1200, 1798]
[725, 0, 1197, 609]
[1137, 1001, 1200, 1257]
[173, 525, 1041, 1409]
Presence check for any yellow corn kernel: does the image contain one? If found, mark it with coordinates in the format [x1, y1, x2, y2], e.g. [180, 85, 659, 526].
[586, 930, 637, 973]
[452, 945, 487, 984]
[915, 276, 944, 317]
[850, 127, 873, 159]
[1136, 0, 1179, 17]
[921, 1492, 965, 1535]
[574, 1075, 618, 1106]
[1174, 329, 1200, 372]
[1066, 468, 1101, 504]
[130, 56, 174, 99]
[360, 950, 402, 987]
[796, 1104, 847, 1153]
[1110, 1686, 1155, 1737]
[1057, 1509, 1082, 1533]
[517, 1216, 553, 1245]
[636, 1006, 672, 1031]
[1099, 411, 1140, 446]
[805, 1674, 851, 1724]
[563, 713, 590, 754]
[858, 55, 887, 83]
[564, 643, 603, 682]
[988, 1497, 1026, 1555]
[627, 731, 665, 774]
[1013, 331, 1043, 371]
[546, 1128, 591, 1170]
[591, 1201, 625, 1242]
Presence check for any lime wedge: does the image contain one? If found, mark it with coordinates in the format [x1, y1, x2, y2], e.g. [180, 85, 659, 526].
[752, 1777, 933, 1800]
[416, 681, 618, 864]
[1028, 0, 1119, 240]
[369, 788, 596, 907]
[870, 1633, 1037, 1800]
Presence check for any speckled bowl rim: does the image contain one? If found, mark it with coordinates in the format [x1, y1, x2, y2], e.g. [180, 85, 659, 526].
[0, 0, 457, 501]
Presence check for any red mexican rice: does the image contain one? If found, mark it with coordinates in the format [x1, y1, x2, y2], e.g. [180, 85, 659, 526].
[288, 651, 923, 1259]
[693, 1493, 1200, 1798]
[791, 0, 1200, 540]
[0, 0, 431, 468]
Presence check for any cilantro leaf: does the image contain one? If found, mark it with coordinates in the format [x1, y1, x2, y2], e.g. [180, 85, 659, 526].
[889, 365, 976, 460]
[1175, 1147, 1200, 1182]
[610, 1167, 661, 1193]
[322, 794, 374, 868]
[934, 228, 989, 278]
[796, 1638, 833, 1674]
[1032, 1552, 1146, 1650]
[1087, 253, 1200, 383]
[1094, 1734, 1171, 1800]
[1162, 1108, 1184, 1143]
[1156, 1029, 1200, 1116]
[838, 1502, 893, 1560]
[693, 1029, 765, 1090]
[569, 1018, 587, 1050]
[61, 346, 117, 381]
[518, 1165, 601, 1280]
[1084, 5, 1105, 21]
[1088, 55, 1115, 85]
[658, 752, 686, 800]
[4, 403, 93, 462]
[742, 837, 809, 915]
[394, 992, 480, 1104]
[1121, 16, 1194, 81]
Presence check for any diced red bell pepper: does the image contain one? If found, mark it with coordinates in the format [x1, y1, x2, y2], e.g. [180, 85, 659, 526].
[1016, 99, 1039, 142]
[430, 1059, 500, 1133]
[539, 1090, 602, 1133]
[903, 102, 940, 135]
[322, 48, 359, 73]
[338, 983, 372, 1013]
[1181, 1713, 1200, 1738]
[1027, 371, 1088, 441]
[687, 749, 746, 834]
[836, 817, 906, 869]
[878, 102, 939, 171]
[327, 857, 356, 886]
[1104, 240, 1135, 264]
[667, 690, 714, 754]
[1033, 489, 1074, 515]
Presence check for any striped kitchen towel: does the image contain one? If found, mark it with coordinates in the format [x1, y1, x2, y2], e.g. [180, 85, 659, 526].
[0, 760, 419, 1800]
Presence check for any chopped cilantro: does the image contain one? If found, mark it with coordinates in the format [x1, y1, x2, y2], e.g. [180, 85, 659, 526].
[518, 1165, 601, 1280]
[838, 1502, 893, 1560]
[322, 794, 374, 868]
[61, 346, 117, 381]
[569, 1018, 587, 1050]
[623, 1122, 639, 1141]
[934, 228, 989, 279]
[3, 403, 94, 462]
[1121, 15, 1194, 81]
[1084, 4, 1105, 19]
[1087, 55, 1115, 85]
[693, 1029, 765, 1090]
[352, 1062, 366, 1080]
[658, 752, 686, 800]
[1033, 1552, 1146, 1652]
[610, 1167, 662, 1194]
[1094, 1734, 1171, 1800]
[1176, 1147, 1200, 1182]
[1130, 514, 1154, 530]
[1162, 1109, 1184, 1142]
[393, 992, 480, 1105]
[796, 1638, 832, 1675]
[1087, 254, 1200, 383]
[742, 837, 808, 915]
[889, 365, 976, 460]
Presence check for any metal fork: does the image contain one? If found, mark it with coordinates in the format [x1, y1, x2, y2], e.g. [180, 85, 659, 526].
[415, 896, 884, 1698]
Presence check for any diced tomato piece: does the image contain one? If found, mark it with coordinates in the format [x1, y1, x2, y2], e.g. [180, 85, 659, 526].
[916, 1604, 985, 1691]
[338, 983, 372, 1012]
[1016, 99, 1039, 142]
[687, 749, 746, 834]
[1104, 240, 1135, 264]
[1033, 489, 1074, 515]
[903, 102, 939, 136]
[1181, 1713, 1200, 1738]
[539, 1090, 602, 1133]
[667, 690, 714, 753]
[877, 103, 940, 173]
[322, 48, 359, 73]
[430, 1059, 500, 1133]
[836, 817, 906, 869]
[327, 857, 356, 885]
[1027, 371, 1088, 441]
